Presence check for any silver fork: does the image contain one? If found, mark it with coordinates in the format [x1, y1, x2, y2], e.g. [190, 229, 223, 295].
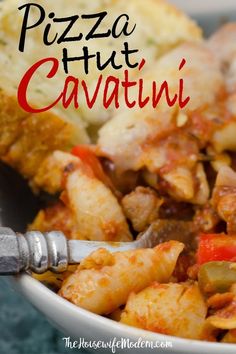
[0, 220, 195, 275]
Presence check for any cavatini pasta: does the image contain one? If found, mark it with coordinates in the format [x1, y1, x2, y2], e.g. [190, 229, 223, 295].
[28, 22, 236, 343]
[12, 4, 236, 345]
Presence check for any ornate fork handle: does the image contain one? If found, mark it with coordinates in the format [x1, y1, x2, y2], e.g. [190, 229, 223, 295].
[0, 227, 68, 275]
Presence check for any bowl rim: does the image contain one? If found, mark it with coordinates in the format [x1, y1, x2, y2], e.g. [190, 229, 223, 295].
[14, 273, 236, 354]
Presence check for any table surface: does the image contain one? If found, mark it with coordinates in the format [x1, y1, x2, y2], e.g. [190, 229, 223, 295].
[0, 278, 86, 354]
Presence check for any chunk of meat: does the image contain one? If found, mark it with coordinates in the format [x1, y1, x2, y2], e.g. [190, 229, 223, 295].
[59, 241, 184, 314]
[212, 166, 236, 234]
[120, 282, 207, 340]
[121, 187, 163, 232]
[193, 203, 220, 233]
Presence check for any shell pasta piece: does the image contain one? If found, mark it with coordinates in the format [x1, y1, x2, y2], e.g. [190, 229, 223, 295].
[30, 151, 132, 242]
[120, 282, 207, 340]
[59, 241, 184, 314]
[65, 169, 132, 241]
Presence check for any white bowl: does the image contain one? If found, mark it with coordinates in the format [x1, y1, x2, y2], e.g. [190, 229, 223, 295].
[13, 1, 236, 353]
[14, 274, 236, 354]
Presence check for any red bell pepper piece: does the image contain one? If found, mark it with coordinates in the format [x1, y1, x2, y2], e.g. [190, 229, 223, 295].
[71, 145, 114, 190]
[197, 233, 236, 265]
